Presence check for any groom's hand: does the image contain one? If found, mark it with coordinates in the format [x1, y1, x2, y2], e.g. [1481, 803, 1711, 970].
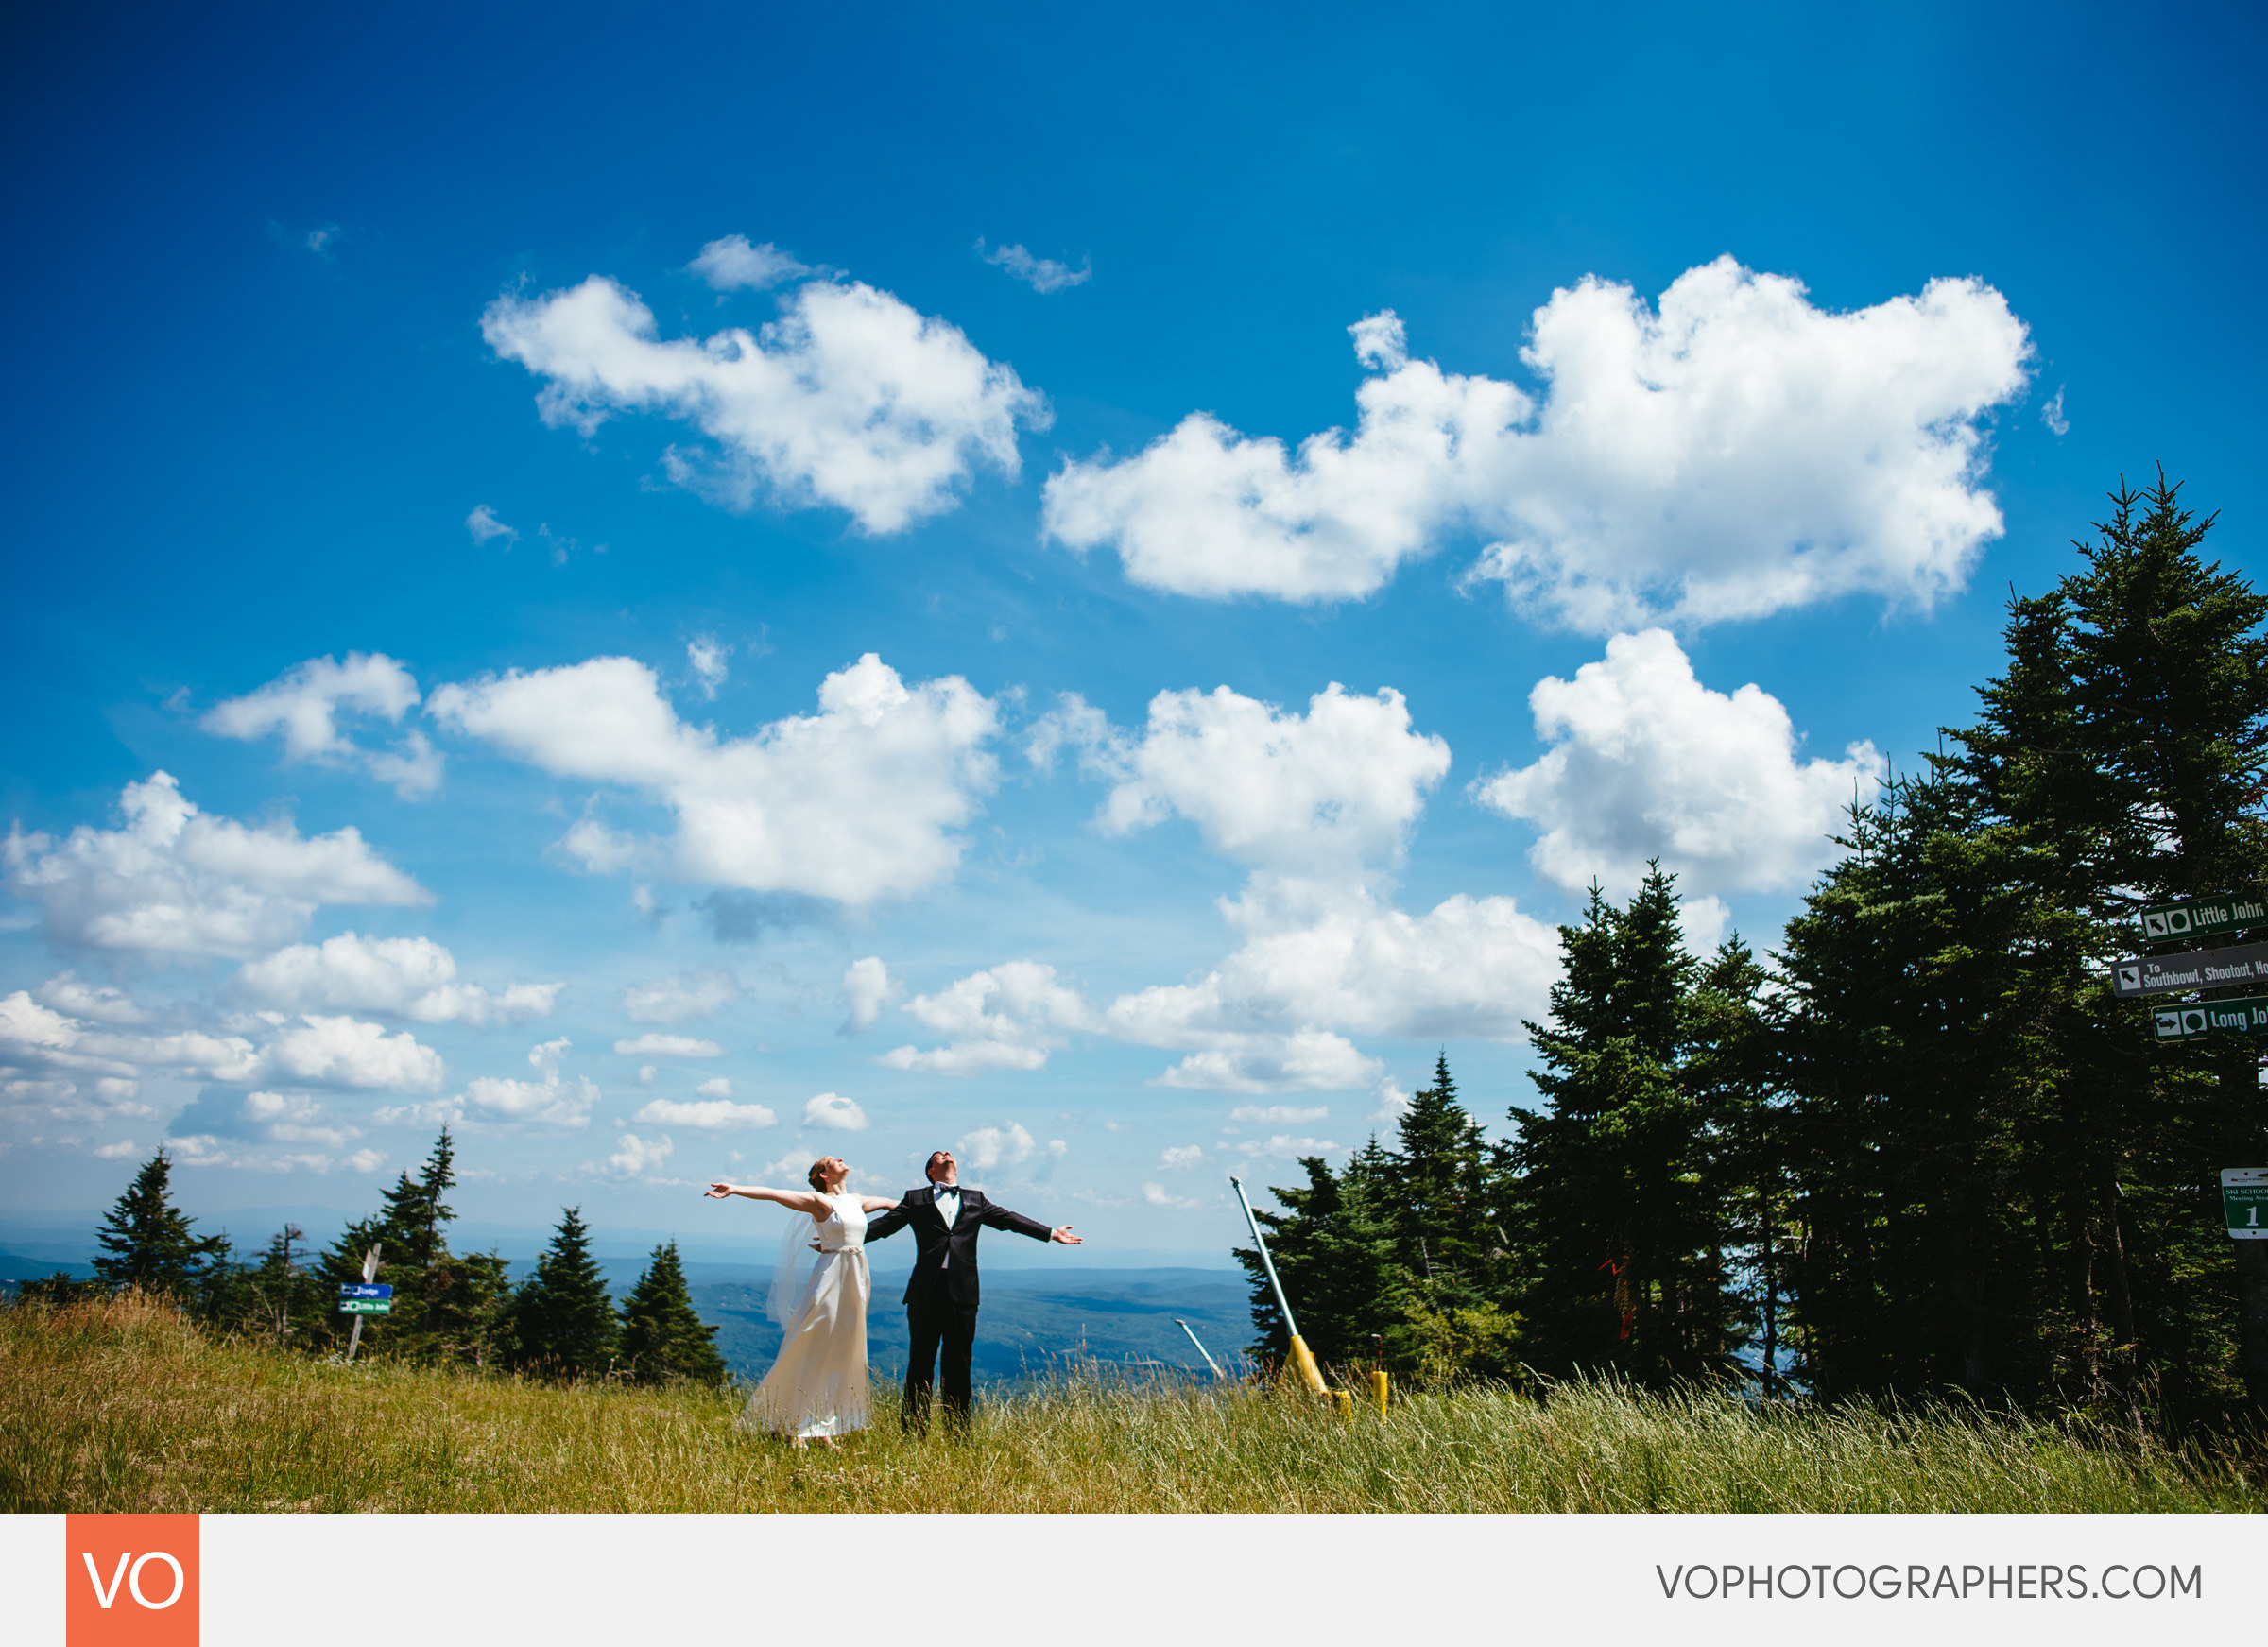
[1051, 1226, 1082, 1244]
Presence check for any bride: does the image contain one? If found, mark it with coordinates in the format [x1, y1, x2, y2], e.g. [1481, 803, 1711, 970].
[705, 1159, 900, 1448]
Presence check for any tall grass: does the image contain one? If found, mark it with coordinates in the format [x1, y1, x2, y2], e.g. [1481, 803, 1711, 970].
[3, 1295, 2258, 1514]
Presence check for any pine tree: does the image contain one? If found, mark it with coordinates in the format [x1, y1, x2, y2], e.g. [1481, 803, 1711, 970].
[506, 1206, 620, 1379]
[617, 1241, 730, 1386]
[91, 1147, 232, 1295]
[1507, 867, 1741, 1383]
[1233, 1145, 1403, 1369]
[313, 1128, 512, 1364]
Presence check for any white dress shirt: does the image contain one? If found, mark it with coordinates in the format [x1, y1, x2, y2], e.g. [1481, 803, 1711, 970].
[933, 1183, 961, 1266]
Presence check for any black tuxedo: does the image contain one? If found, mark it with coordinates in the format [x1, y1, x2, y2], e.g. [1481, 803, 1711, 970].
[864, 1183, 1052, 1430]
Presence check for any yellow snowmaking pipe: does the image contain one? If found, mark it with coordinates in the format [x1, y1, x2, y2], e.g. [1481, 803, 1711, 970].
[1230, 1175, 1331, 1399]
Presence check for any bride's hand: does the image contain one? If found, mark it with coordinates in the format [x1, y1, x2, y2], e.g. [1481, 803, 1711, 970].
[704, 1181, 736, 1199]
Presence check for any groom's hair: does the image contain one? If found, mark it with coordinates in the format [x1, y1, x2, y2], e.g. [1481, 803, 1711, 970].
[924, 1151, 953, 1181]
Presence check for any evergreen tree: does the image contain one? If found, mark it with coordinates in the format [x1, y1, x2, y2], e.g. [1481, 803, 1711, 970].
[617, 1241, 730, 1385]
[1507, 868, 1743, 1383]
[91, 1147, 232, 1295]
[314, 1128, 512, 1364]
[1233, 1144, 1404, 1369]
[506, 1206, 620, 1379]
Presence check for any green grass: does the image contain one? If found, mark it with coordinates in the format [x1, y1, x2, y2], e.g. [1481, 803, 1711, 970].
[4, 1295, 2259, 1513]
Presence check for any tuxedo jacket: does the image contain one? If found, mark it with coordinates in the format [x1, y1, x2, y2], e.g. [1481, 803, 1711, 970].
[864, 1184, 1052, 1310]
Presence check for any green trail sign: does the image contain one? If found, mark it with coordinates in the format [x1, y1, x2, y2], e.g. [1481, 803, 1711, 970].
[2225, 1169, 2268, 1242]
[2153, 996, 2268, 1039]
[2139, 896, 2266, 944]
[338, 1298, 393, 1314]
[2110, 940, 2268, 999]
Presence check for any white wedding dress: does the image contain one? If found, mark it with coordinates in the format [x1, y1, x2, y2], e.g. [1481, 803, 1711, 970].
[740, 1192, 871, 1439]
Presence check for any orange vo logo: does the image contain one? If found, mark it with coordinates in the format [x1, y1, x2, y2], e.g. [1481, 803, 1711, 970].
[66, 1516, 198, 1646]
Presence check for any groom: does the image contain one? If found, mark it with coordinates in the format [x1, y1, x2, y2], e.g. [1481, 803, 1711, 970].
[864, 1148, 1081, 1433]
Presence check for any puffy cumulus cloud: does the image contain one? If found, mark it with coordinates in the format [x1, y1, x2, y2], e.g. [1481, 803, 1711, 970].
[1159, 1144, 1207, 1170]
[613, 1033, 723, 1058]
[1054, 683, 1450, 876]
[621, 969, 740, 1024]
[954, 1121, 1036, 1173]
[466, 504, 519, 546]
[3, 773, 429, 959]
[1473, 628, 1882, 898]
[34, 973, 146, 1024]
[803, 1091, 868, 1131]
[1143, 1182, 1198, 1209]
[202, 653, 443, 798]
[255, 1015, 445, 1091]
[166, 1132, 386, 1175]
[431, 652, 999, 905]
[1231, 1133, 1342, 1161]
[840, 956, 895, 1034]
[481, 267, 1047, 535]
[232, 933, 561, 1025]
[382, 1038, 596, 1130]
[1044, 258, 2030, 629]
[631, 1096, 777, 1131]
[1099, 878, 1559, 1089]
[879, 962, 1096, 1075]
[598, 1131, 676, 1177]
[169, 1086, 364, 1151]
[1228, 1104, 1328, 1124]
[695, 1076, 733, 1097]
[687, 234, 808, 292]
[1, 990, 261, 1092]
[686, 636, 730, 699]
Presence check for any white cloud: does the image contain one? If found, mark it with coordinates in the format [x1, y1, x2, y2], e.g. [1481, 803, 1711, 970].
[638, 1064, 656, 1085]
[1228, 1104, 1328, 1124]
[466, 505, 520, 548]
[3, 773, 429, 959]
[1143, 1182, 1198, 1209]
[166, 1133, 384, 1175]
[687, 234, 808, 291]
[1160, 1144, 1207, 1170]
[482, 267, 1048, 534]
[840, 955, 895, 1033]
[977, 239, 1091, 294]
[879, 961, 1095, 1075]
[1472, 628, 1882, 898]
[612, 1033, 724, 1058]
[1064, 682, 1451, 876]
[34, 973, 147, 1024]
[954, 1121, 1036, 1173]
[1044, 257, 2031, 628]
[687, 636, 730, 699]
[0, 993, 265, 1094]
[236, 1089, 362, 1149]
[621, 969, 741, 1023]
[202, 653, 443, 798]
[631, 1096, 777, 1131]
[802, 1091, 868, 1131]
[233, 933, 561, 1025]
[1231, 1134, 1342, 1161]
[1144, 1030, 1382, 1094]
[2041, 385, 2069, 437]
[695, 1076, 733, 1098]
[256, 1015, 445, 1091]
[383, 1038, 596, 1130]
[603, 1131, 676, 1176]
[431, 652, 1000, 904]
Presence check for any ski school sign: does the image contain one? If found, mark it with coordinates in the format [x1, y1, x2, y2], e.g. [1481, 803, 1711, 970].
[66, 1514, 198, 1644]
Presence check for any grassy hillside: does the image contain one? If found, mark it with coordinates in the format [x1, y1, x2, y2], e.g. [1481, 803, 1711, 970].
[4, 1295, 2259, 1515]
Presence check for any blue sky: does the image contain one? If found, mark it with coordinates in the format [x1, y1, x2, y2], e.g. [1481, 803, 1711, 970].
[3, 0, 2263, 1261]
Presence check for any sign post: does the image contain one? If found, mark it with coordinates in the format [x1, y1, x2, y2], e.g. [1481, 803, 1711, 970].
[341, 1244, 382, 1363]
[2224, 1172, 2268, 1412]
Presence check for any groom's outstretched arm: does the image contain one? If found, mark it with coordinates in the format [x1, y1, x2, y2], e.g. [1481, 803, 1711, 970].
[865, 1199, 915, 1241]
[980, 1201, 1081, 1244]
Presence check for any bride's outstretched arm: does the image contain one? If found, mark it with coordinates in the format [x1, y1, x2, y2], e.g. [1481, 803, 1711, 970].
[856, 1195, 902, 1213]
[705, 1182, 830, 1218]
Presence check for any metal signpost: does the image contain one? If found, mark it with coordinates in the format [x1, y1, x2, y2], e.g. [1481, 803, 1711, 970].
[2224, 1169, 2268, 1241]
[339, 1244, 383, 1362]
[2108, 939, 2268, 1000]
[2152, 995, 2268, 1040]
[2136, 895, 2267, 944]
[1228, 1175, 1337, 1407]
[1175, 1317, 1226, 1380]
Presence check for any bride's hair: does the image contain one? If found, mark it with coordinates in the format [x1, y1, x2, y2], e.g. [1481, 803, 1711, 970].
[807, 1159, 833, 1192]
